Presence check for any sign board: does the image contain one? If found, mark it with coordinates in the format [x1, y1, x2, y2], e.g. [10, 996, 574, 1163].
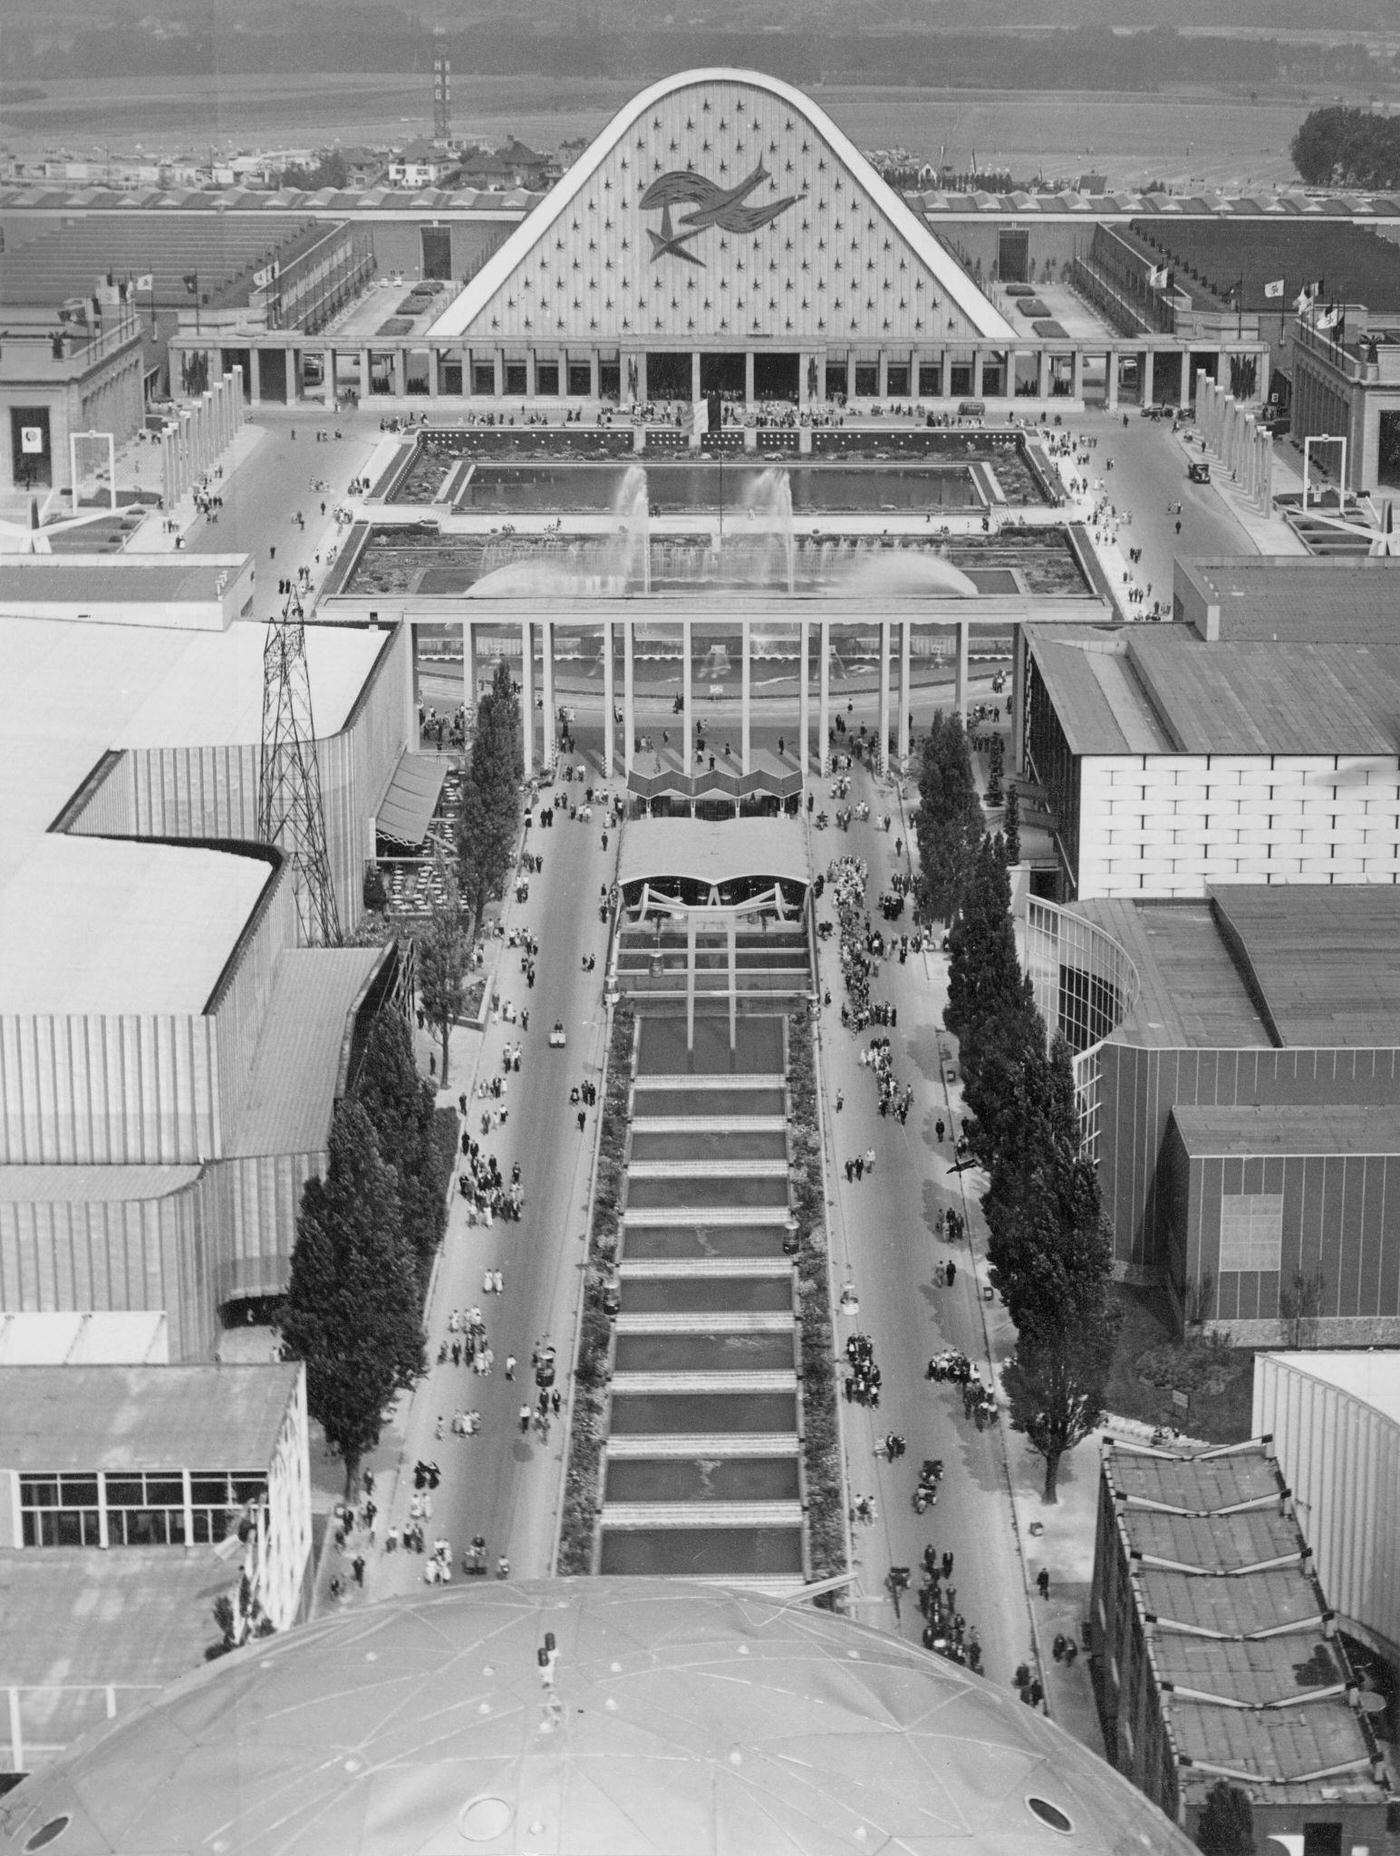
[1171, 1389, 1191, 1413]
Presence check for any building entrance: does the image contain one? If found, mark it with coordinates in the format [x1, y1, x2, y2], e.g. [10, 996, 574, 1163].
[701, 353, 746, 399]
[754, 351, 799, 401]
[647, 352, 692, 400]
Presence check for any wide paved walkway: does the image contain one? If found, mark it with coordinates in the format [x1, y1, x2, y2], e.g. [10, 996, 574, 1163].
[807, 753, 1105, 1753]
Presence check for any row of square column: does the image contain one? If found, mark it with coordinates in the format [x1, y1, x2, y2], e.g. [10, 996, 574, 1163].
[457, 616, 1006, 782]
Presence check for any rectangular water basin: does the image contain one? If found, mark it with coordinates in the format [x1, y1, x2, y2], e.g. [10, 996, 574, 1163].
[633, 1088, 786, 1119]
[636, 1015, 784, 1076]
[604, 1456, 800, 1504]
[623, 1224, 791, 1260]
[614, 1331, 795, 1374]
[622, 1277, 792, 1316]
[626, 1175, 789, 1211]
[599, 1526, 805, 1577]
[608, 1392, 796, 1433]
[629, 1130, 787, 1164]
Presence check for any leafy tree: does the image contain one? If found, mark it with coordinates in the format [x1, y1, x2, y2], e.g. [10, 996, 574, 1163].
[416, 856, 471, 1085]
[913, 710, 983, 925]
[1194, 1780, 1255, 1856]
[279, 1100, 425, 1498]
[457, 659, 522, 931]
[1004, 1298, 1119, 1503]
[1291, 105, 1400, 190]
[354, 1007, 445, 1293]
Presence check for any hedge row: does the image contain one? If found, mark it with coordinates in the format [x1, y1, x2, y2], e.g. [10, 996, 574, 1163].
[555, 996, 636, 1575]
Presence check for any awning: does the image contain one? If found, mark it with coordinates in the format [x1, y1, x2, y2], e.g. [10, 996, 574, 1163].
[376, 751, 449, 849]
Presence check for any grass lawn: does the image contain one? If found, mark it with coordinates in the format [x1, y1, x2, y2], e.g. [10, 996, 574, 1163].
[1104, 1283, 1255, 1445]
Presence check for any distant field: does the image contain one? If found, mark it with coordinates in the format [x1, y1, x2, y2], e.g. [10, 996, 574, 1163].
[0, 73, 1370, 191]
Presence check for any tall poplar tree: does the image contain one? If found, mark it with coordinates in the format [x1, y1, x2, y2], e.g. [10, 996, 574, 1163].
[280, 1100, 425, 1498]
[913, 710, 984, 925]
[458, 659, 523, 930]
[355, 1007, 446, 1293]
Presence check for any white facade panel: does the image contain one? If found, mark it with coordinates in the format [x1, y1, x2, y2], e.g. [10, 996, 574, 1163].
[1079, 753, 1400, 899]
[1254, 1354, 1400, 1662]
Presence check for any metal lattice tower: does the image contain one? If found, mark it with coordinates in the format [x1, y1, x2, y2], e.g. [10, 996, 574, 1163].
[432, 31, 451, 146]
[258, 590, 342, 948]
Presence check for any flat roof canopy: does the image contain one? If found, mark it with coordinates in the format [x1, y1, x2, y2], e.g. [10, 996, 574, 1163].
[0, 1362, 300, 1472]
[619, 817, 810, 891]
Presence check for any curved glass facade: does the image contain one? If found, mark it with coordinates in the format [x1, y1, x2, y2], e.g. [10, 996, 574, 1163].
[1024, 898, 1140, 1162]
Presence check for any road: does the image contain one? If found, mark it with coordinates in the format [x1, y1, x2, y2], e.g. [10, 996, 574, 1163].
[367, 798, 620, 1593]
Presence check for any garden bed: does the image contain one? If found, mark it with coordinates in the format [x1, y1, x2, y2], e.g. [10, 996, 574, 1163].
[1104, 1284, 1254, 1444]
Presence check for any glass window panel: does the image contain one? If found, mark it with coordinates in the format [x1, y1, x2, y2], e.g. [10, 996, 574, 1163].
[144, 1476, 185, 1506]
[105, 1478, 146, 1507]
[190, 1476, 230, 1505]
[20, 1477, 60, 1508]
[60, 1476, 99, 1505]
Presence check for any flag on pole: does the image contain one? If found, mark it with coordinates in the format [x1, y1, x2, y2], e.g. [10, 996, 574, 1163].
[1147, 264, 1169, 288]
[183, 272, 199, 295]
[1314, 303, 1340, 331]
[1263, 278, 1284, 298]
[135, 273, 154, 292]
[1293, 286, 1313, 313]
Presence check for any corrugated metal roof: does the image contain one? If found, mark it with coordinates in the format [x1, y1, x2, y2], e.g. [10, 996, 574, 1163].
[1104, 1442, 1383, 1808]
[1183, 557, 1400, 644]
[1212, 884, 1400, 1048]
[1171, 1103, 1400, 1157]
[229, 945, 383, 1157]
[0, 1362, 299, 1470]
[1028, 622, 1400, 757]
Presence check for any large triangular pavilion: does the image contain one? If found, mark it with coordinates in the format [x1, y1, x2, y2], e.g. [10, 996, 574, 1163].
[429, 68, 1015, 402]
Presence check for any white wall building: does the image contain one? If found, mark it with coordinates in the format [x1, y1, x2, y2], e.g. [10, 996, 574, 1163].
[1023, 557, 1400, 900]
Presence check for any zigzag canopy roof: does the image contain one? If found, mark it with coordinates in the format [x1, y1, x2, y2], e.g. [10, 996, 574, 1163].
[429, 69, 1015, 349]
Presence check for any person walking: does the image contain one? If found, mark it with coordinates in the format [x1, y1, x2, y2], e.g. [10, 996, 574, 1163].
[519, 1403, 532, 1435]
[1036, 1567, 1051, 1600]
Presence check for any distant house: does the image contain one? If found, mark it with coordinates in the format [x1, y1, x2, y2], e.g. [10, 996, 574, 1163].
[338, 146, 387, 190]
[496, 137, 549, 189]
[459, 148, 514, 192]
[387, 141, 456, 190]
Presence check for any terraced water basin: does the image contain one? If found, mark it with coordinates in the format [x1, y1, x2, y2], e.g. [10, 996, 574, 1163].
[623, 1223, 791, 1260]
[609, 1392, 796, 1433]
[637, 1015, 784, 1076]
[629, 1129, 786, 1164]
[455, 460, 995, 515]
[622, 1277, 793, 1315]
[626, 1174, 789, 1210]
[632, 1088, 785, 1118]
[604, 1456, 800, 1504]
[599, 1527, 805, 1576]
[614, 1332, 795, 1374]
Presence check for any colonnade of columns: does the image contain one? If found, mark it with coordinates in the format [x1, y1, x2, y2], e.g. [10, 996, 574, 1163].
[160, 366, 244, 511]
[456, 614, 991, 786]
[1194, 372, 1275, 513]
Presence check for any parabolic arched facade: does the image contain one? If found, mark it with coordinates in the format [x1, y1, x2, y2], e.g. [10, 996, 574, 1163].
[0, 1578, 1199, 1856]
[429, 67, 1015, 394]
